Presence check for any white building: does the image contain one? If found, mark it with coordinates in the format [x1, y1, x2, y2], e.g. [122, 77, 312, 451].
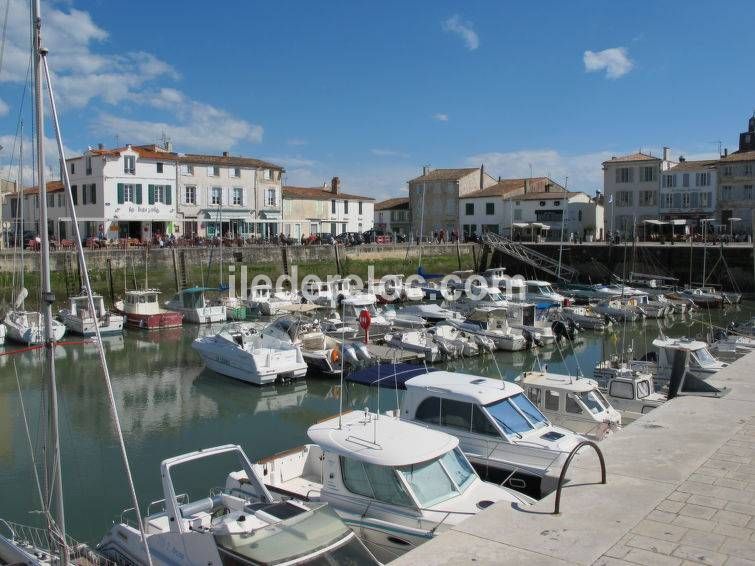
[658, 159, 717, 233]
[281, 177, 374, 238]
[374, 197, 410, 238]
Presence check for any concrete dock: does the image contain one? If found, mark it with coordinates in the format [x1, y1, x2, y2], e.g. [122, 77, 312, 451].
[396, 351, 755, 565]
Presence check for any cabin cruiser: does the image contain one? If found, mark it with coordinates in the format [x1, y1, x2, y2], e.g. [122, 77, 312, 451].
[517, 372, 622, 440]
[59, 292, 124, 336]
[592, 298, 642, 322]
[302, 280, 336, 306]
[483, 268, 528, 300]
[372, 274, 424, 303]
[555, 305, 608, 331]
[401, 303, 464, 324]
[263, 317, 343, 375]
[253, 410, 532, 563]
[192, 322, 307, 385]
[525, 280, 566, 306]
[385, 329, 442, 362]
[445, 284, 509, 316]
[339, 292, 392, 336]
[592, 362, 665, 424]
[650, 337, 727, 381]
[506, 302, 557, 345]
[115, 289, 184, 329]
[382, 306, 427, 329]
[440, 307, 527, 351]
[426, 325, 482, 357]
[98, 444, 378, 565]
[246, 284, 299, 315]
[165, 287, 226, 324]
[632, 294, 670, 319]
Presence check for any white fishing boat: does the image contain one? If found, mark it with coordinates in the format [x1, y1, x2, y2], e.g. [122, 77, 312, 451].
[382, 306, 427, 329]
[192, 322, 307, 385]
[385, 329, 442, 362]
[524, 280, 566, 306]
[401, 371, 586, 498]
[98, 444, 379, 565]
[426, 324, 480, 357]
[506, 302, 558, 345]
[593, 362, 666, 424]
[339, 292, 392, 336]
[373, 274, 424, 303]
[517, 371, 622, 440]
[632, 294, 670, 319]
[246, 283, 299, 315]
[165, 286, 226, 324]
[319, 313, 360, 339]
[59, 292, 124, 336]
[264, 317, 344, 375]
[440, 307, 528, 351]
[253, 410, 532, 563]
[301, 279, 335, 306]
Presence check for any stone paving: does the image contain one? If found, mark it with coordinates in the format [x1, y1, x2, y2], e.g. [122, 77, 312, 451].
[598, 418, 755, 566]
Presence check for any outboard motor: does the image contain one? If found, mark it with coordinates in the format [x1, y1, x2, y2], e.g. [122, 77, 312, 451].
[341, 344, 360, 365]
[551, 320, 568, 343]
[353, 342, 371, 362]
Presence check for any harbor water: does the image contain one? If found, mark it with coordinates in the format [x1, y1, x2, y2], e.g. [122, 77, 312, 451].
[0, 302, 752, 545]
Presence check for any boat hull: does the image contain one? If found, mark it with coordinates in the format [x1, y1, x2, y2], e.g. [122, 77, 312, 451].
[115, 308, 184, 330]
[60, 312, 124, 336]
[4, 315, 66, 346]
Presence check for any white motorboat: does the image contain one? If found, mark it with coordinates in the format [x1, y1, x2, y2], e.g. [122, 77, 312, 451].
[517, 371, 622, 440]
[445, 284, 509, 316]
[402, 371, 585, 498]
[4, 305, 66, 346]
[382, 306, 427, 329]
[506, 302, 558, 345]
[651, 337, 727, 381]
[165, 286, 226, 324]
[98, 444, 379, 565]
[253, 410, 532, 563]
[192, 322, 307, 385]
[482, 268, 527, 301]
[440, 307, 528, 351]
[592, 298, 642, 322]
[301, 279, 336, 306]
[524, 280, 565, 306]
[372, 274, 424, 303]
[264, 317, 344, 375]
[246, 283, 299, 315]
[632, 294, 670, 319]
[339, 292, 392, 336]
[59, 292, 124, 336]
[400, 303, 464, 324]
[385, 329, 442, 362]
[592, 362, 666, 424]
[319, 313, 360, 339]
[555, 305, 609, 331]
[426, 324, 479, 357]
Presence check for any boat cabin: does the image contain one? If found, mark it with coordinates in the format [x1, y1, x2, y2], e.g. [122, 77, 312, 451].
[67, 294, 107, 319]
[122, 289, 163, 315]
[518, 371, 622, 440]
[652, 337, 727, 380]
[247, 284, 272, 302]
[525, 280, 565, 305]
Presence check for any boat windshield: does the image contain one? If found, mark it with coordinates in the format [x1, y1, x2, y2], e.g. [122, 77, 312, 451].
[577, 390, 607, 415]
[214, 505, 378, 565]
[352, 303, 378, 317]
[397, 448, 476, 508]
[485, 393, 548, 435]
[692, 347, 717, 367]
[487, 291, 505, 302]
[636, 380, 651, 399]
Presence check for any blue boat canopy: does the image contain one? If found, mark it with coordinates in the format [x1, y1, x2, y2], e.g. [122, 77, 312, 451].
[417, 266, 443, 280]
[346, 363, 438, 389]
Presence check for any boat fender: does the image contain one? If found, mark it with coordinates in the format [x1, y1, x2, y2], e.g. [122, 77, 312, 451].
[330, 348, 340, 363]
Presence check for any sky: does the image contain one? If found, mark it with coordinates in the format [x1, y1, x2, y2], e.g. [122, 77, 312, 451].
[1, 0, 754, 200]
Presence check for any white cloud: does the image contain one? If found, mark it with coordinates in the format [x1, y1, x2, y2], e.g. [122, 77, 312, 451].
[0, 98, 8, 116]
[442, 15, 479, 51]
[583, 47, 634, 79]
[262, 155, 318, 169]
[0, 133, 78, 186]
[466, 149, 615, 194]
[370, 148, 409, 158]
[433, 113, 449, 122]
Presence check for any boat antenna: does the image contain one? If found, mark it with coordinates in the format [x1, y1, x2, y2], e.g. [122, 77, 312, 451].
[40, 21, 154, 565]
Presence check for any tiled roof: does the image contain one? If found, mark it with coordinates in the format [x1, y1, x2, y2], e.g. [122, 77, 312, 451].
[669, 159, 719, 172]
[461, 177, 566, 199]
[603, 152, 660, 164]
[721, 150, 755, 162]
[408, 168, 479, 183]
[19, 181, 65, 195]
[177, 153, 283, 170]
[375, 197, 409, 210]
[509, 191, 584, 201]
[282, 186, 375, 201]
[84, 145, 176, 160]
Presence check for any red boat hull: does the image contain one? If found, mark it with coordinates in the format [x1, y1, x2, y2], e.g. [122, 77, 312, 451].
[114, 308, 184, 329]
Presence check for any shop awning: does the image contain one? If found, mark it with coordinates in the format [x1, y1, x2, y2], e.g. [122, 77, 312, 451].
[200, 208, 251, 220]
[512, 222, 529, 228]
[643, 219, 667, 225]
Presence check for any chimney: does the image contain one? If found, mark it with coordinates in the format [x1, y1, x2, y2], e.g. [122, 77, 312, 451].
[480, 163, 485, 190]
[164, 140, 173, 152]
[723, 148, 728, 157]
[498, 176, 502, 182]
[331, 176, 340, 194]
[679, 155, 686, 163]
[422, 165, 430, 176]
[98, 143, 104, 150]
[222, 151, 229, 157]
[524, 178, 531, 193]
[662, 146, 670, 161]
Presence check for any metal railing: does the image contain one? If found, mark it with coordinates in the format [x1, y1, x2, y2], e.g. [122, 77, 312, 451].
[482, 233, 578, 281]
[553, 440, 606, 514]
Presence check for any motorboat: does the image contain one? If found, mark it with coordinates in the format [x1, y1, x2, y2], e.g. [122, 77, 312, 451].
[632, 294, 670, 319]
[668, 288, 723, 308]
[4, 305, 66, 346]
[426, 324, 480, 357]
[218, 295, 248, 321]
[524, 280, 565, 306]
[59, 291, 124, 336]
[651, 337, 727, 381]
[401, 371, 586, 498]
[372, 274, 424, 303]
[319, 313, 360, 339]
[301, 279, 335, 306]
[400, 303, 464, 324]
[517, 371, 622, 440]
[555, 305, 609, 331]
[192, 322, 307, 385]
[591, 298, 641, 322]
[263, 317, 344, 375]
[114, 289, 184, 330]
[98, 444, 379, 565]
[440, 307, 528, 351]
[381, 306, 427, 329]
[592, 362, 665, 424]
[165, 286, 226, 324]
[385, 329, 442, 362]
[506, 302, 558, 345]
[444, 284, 509, 316]
[246, 284, 299, 315]
[339, 292, 392, 336]
[253, 409, 532, 563]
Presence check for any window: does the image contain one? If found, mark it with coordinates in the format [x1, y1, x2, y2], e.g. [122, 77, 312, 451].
[682, 173, 689, 187]
[156, 162, 163, 173]
[745, 185, 753, 200]
[185, 186, 196, 205]
[527, 387, 541, 406]
[485, 396, 532, 435]
[344, 200, 349, 214]
[465, 202, 474, 215]
[263, 169, 272, 180]
[615, 167, 632, 183]
[723, 165, 733, 177]
[662, 174, 677, 188]
[358, 201, 363, 215]
[616, 191, 633, 207]
[544, 390, 560, 411]
[266, 188, 277, 207]
[485, 202, 495, 215]
[440, 399, 472, 431]
[577, 391, 606, 415]
[565, 394, 582, 414]
[471, 405, 498, 436]
[721, 185, 732, 201]
[744, 163, 753, 176]
[232, 187, 243, 205]
[513, 209, 522, 220]
[47, 194, 54, 207]
[397, 449, 474, 508]
[695, 172, 710, 186]
[70, 161, 75, 174]
[609, 381, 634, 400]
[340, 457, 413, 507]
[640, 166, 656, 182]
[182, 164, 194, 175]
[89, 184, 96, 205]
[578, 209, 583, 221]
[331, 199, 336, 214]
[700, 192, 711, 207]
[211, 187, 222, 205]
[661, 193, 673, 208]
[232, 167, 241, 178]
[148, 185, 172, 205]
[509, 393, 547, 428]
[340, 457, 374, 498]
[124, 155, 135, 174]
[71, 185, 78, 205]
[120, 184, 137, 204]
[681, 192, 690, 208]
[57, 193, 64, 208]
[85, 156, 92, 176]
[639, 191, 656, 206]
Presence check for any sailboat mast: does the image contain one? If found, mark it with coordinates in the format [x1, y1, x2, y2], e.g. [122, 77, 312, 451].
[32, 0, 67, 561]
[19, 122, 24, 300]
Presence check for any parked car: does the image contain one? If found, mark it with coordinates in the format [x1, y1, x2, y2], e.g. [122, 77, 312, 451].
[335, 231, 364, 245]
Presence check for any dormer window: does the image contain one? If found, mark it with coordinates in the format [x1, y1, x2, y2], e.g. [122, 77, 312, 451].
[124, 155, 135, 174]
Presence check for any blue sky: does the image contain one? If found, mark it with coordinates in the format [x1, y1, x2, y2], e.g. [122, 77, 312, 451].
[1, 0, 754, 199]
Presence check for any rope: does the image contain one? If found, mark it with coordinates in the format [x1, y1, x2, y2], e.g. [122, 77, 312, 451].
[13, 359, 46, 515]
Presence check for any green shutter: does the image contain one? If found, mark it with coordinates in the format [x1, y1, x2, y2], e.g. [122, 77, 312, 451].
[117, 183, 124, 204]
[91, 183, 96, 205]
[82, 184, 88, 205]
[148, 184, 155, 205]
[72, 185, 77, 205]
[165, 186, 172, 205]
[135, 184, 143, 204]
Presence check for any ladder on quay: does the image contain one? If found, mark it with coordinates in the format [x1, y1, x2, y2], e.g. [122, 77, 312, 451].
[481, 233, 579, 282]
